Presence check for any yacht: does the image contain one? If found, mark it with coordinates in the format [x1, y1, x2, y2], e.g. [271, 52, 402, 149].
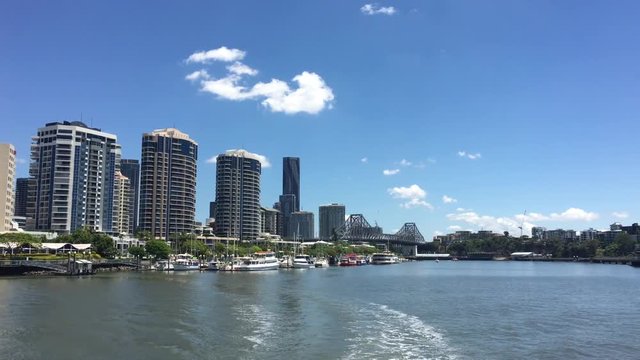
[207, 259, 220, 271]
[292, 254, 315, 269]
[339, 253, 358, 266]
[234, 252, 280, 271]
[173, 253, 200, 271]
[314, 257, 329, 268]
[156, 260, 174, 271]
[370, 251, 399, 265]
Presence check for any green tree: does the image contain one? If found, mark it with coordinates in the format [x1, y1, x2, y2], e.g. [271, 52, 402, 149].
[91, 233, 117, 258]
[0, 232, 41, 255]
[128, 245, 146, 259]
[614, 233, 636, 256]
[145, 240, 172, 260]
[135, 230, 153, 241]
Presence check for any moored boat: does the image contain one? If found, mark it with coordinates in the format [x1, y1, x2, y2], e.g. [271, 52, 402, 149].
[370, 251, 398, 265]
[339, 253, 358, 266]
[292, 254, 314, 269]
[173, 253, 200, 271]
[234, 251, 280, 271]
[314, 257, 329, 268]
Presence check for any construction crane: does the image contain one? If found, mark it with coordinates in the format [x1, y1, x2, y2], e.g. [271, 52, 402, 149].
[518, 210, 527, 238]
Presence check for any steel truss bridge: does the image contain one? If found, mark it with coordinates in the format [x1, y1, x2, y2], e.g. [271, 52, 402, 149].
[334, 214, 425, 255]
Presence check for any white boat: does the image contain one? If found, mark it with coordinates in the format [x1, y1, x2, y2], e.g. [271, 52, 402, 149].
[279, 255, 292, 268]
[234, 252, 280, 271]
[292, 254, 315, 269]
[207, 259, 220, 271]
[156, 260, 174, 271]
[371, 252, 399, 265]
[173, 253, 200, 271]
[314, 257, 329, 268]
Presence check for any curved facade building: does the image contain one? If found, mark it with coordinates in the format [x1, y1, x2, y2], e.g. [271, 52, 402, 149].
[139, 128, 198, 240]
[214, 150, 262, 240]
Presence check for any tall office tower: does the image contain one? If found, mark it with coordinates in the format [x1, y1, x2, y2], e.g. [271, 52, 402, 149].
[115, 171, 131, 235]
[14, 178, 29, 217]
[279, 193, 297, 239]
[139, 128, 198, 240]
[282, 157, 300, 210]
[27, 122, 121, 233]
[319, 203, 346, 240]
[120, 159, 140, 234]
[214, 149, 262, 240]
[0, 144, 16, 231]
[289, 211, 314, 240]
[260, 207, 279, 235]
[209, 201, 216, 219]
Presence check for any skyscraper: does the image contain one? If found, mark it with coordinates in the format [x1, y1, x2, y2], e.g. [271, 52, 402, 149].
[214, 149, 262, 240]
[120, 159, 140, 234]
[139, 128, 198, 240]
[289, 211, 314, 240]
[282, 157, 300, 210]
[0, 144, 16, 231]
[319, 203, 346, 240]
[27, 122, 121, 233]
[281, 156, 300, 239]
[115, 171, 131, 235]
[14, 178, 28, 217]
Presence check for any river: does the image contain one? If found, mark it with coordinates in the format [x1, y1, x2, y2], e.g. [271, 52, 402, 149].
[1, 261, 639, 359]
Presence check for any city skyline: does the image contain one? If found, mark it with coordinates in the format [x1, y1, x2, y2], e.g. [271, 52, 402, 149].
[2, 1, 639, 237]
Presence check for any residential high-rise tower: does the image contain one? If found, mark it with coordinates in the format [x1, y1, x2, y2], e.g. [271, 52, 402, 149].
[289, 211, 314, 240]
[0, 144, 16, 231]
[14, 177, 29, 217]
[319, 203, 346, 240]
[27, 122, 121, 233]
[120, 159, 140, 234]
[214, 149, 262, 240]
[115, 171, 131, 235]
[138, 128, 198, 239]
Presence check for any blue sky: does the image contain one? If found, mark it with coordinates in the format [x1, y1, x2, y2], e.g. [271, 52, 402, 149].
[2, 0, 639, 237]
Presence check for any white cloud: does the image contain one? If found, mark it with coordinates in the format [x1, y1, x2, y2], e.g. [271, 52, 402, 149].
[387, 184, 433, 209]
[442, 195, 457, 204]
[206, 150, 271, 168]
[458, 150, 482, 160]
[433, 230, 443, 236]
[549, 208, 599, 222]
[252, 153, 271, 168]
[186, 46, 246, 63]
[185, 70, 210, 82]
[448, 225, 462, 231]
[258, 72, 334, 114]
[383, 169, 400, 176]
[447, 211, 527, 236]
[197, 70, 334, 115]
[227, 62, 258, 76]
[447, 207, 600, 236]
[186, 46, 334, 114]
[398, 159, 412, 167]
[361, 157, 368, 163]
[361, 4, 396, 15]
[612, 211, 629, 220]
[16, 158, 27, 164]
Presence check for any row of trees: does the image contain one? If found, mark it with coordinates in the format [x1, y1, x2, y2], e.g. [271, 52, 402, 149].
[438, 233, 638, 258]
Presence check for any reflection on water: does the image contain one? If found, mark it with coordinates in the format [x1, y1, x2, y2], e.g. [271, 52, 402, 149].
[0, 262, 639, 360]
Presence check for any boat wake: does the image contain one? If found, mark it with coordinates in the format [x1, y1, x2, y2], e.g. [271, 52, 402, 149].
[235, 303, 277, 350]
[343, 303, 458, 360]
